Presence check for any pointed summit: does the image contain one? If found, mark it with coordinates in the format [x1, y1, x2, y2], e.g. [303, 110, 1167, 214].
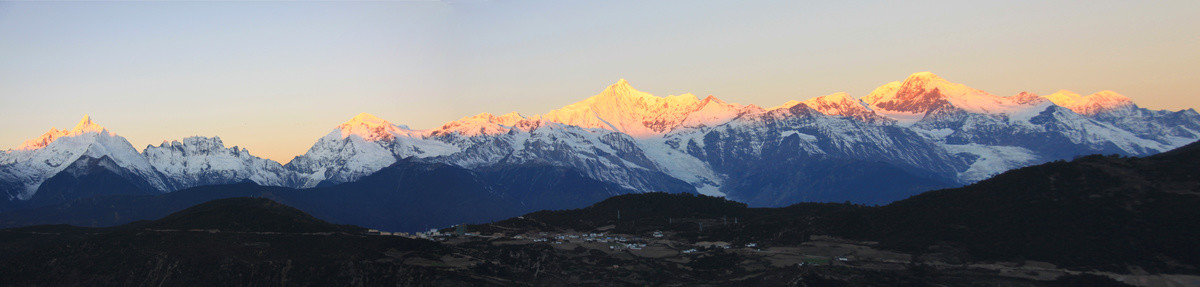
[71, 114, 105, 134]
[541, 79, 744, 137]
[17, 115, 107, 150]
[596, 78, 653, 102]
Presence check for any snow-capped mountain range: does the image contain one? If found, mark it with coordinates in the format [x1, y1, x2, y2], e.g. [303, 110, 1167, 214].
[0, 116, 168, 201]
[3, 72, 1198, 208]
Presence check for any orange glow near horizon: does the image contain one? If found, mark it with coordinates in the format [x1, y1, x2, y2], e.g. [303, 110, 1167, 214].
[2, 1, 1198, 162]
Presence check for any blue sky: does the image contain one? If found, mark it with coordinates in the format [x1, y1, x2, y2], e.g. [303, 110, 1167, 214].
[2, 0, 1197, 162]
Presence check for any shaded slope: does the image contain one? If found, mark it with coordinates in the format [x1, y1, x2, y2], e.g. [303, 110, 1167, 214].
[144, 197, 361, 233]
[10, 155, 162, 212]
[0, 182, 290, 228]
[0, 159, 662, 233]
[279, 160, 524, 232]
[477, 164, 635, 212]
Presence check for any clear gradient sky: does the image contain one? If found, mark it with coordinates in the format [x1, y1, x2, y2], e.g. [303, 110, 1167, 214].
[2, 0, 1198, 163]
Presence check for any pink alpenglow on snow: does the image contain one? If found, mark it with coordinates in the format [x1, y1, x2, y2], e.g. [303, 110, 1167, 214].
[1043, 90, 1135, 115]
[18, 115, 109, 150]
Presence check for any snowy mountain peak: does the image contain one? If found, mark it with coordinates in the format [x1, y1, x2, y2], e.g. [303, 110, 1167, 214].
[433, 112, 529, 136]
[17, 128, 67, 150]
[906, 71, 945, 82]
[3, 115, 168, 200]
[1044, 90, 1135, 115]
[71, 114, 105, 134]
[1090, 90, 1133, 103]
[795, 92, 890, 123]
[143, 135, 293, 190]
[677, 94, 744, 129]
[864, 72, 1045, 119]
[471, 112, 525, 126]
[811, 92, 855, 102]
[1006, 92, 1046, 105]
[343, 113, 388, 127]
[17, 115, 109, 150]
[539, 78, 751, 137]
[1043, 90, 1082, 104]
[864, 72, 988, 113]
[598, 78, 649, 100]
[700, 95, 724, 104]
[771, 100, 803, 111]
[802, 92, 864, 112]
[335, 113, 401, 141]
[155, 136, 227, 150]
[147, 136, 255, 160]
[864, 81, 902, 104]
[542, 79, 719, 137]
[498, 112, 524, 123]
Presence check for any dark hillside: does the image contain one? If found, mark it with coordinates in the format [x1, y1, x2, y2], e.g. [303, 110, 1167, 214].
[833, 141, 1200, 273]
[144, 197, 362, 233]
[0, 197, 461, 286]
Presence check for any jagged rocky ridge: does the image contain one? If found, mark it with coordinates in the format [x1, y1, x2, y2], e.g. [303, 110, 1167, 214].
[2, 72, 1198, 209]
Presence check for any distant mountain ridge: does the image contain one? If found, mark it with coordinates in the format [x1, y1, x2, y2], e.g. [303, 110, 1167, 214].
[3, 72, 1198, 211]
[0, 158, 635, 232]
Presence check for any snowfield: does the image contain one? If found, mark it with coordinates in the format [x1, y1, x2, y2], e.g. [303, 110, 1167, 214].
[4, 72, 1199, 207]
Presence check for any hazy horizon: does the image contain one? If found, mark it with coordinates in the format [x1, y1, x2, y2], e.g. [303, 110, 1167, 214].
[3, 0, 1198, 162]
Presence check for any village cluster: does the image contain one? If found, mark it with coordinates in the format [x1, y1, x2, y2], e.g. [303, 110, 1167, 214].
[368, 227, 664, 250]
[363, 227, 837, 260]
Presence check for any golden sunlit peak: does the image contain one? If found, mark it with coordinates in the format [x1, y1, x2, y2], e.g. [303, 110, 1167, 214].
[1050, 89, 1082, 98]
[335, 113, 401, 141]
[1044, 90, 1084, 106]
[1043, 90, 1134, 115]
[71, 114, 105, 134]
[16, 115, 106, 150]
[462, 112, 525, 126]
[1091, 90, 1130, 100]
[70, 114, 105, 130]
[341, 113, 390, 127]
[593, 78, 656, 103]
[904, 71, 945, 82]
[604, 78, 638, 93]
